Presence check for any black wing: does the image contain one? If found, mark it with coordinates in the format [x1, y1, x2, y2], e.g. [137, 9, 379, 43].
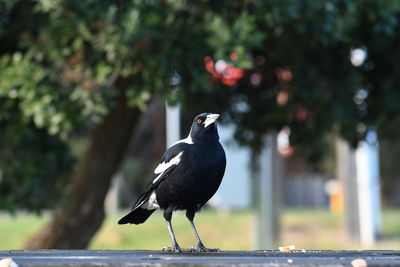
[128, 142, 188, 209]
[118, 143, 188, 224]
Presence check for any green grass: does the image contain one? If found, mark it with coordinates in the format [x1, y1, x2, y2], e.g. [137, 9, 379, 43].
[1, 208, 400, 250]
[280, 208, 343, 250]
[0, 212, 50, 250]
[382, 208, 400, 238]
[281, 208, 400, 250]
[90, 209, 252, 250]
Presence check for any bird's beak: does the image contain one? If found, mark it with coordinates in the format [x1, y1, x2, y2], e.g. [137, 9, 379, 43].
[204, 113, 220, 128]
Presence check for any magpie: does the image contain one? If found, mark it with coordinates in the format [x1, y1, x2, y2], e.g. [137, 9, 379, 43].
[118, 113, 226, 252]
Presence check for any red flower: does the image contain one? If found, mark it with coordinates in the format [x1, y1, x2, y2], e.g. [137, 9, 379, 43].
[296, 107, 307, 122]
[204, 56, 244, 86]
[230, 52, 238, 61]
[276, 68, 293, 82]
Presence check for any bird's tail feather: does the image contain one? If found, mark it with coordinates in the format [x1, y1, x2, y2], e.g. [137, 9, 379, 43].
[118, 208, 156, 225]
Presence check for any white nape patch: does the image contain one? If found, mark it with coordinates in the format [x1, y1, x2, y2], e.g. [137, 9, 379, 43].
[143, 191, 159, 210]
[153, 151, 184, 184]
[170, 131, 193, 147]
[204, 113, 220, 128]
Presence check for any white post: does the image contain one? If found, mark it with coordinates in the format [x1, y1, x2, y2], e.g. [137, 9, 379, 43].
[356, 128, 381, 246]
[165, 103, 181, 148]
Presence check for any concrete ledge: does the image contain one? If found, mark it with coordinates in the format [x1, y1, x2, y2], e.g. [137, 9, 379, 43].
[1, 249, 400, 266]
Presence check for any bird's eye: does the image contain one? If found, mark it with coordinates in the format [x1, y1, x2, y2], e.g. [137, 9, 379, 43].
[197, 119, 202, 124]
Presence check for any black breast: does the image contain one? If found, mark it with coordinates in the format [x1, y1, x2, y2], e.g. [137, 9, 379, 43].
[156, 141, 226, 211]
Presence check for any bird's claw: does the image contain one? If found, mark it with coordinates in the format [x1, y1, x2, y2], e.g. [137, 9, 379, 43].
[189, 246, 205, 252]
[189, 245, 220, 252]
[206, 248, 221, 252]
[162, 246, 182, 253]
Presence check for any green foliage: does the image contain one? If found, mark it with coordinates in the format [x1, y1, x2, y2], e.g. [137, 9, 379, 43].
[182, 0, 400, 159]
[0, 0, 212, 211]
[206, 11, 264, 69]
[0, 101, 74, 212]
[2, 0, 400, 211]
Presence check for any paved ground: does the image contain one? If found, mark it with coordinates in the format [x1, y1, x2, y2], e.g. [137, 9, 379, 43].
[1, 250, 400, 266]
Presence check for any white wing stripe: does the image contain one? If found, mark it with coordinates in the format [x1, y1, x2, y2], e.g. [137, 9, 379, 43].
[153, 151, 184, 184]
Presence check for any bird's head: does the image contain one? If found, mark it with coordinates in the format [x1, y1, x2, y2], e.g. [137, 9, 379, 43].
[189, 113, 220, 143]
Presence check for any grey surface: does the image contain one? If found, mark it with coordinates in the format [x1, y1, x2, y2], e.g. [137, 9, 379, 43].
[1, 250, 400, 266]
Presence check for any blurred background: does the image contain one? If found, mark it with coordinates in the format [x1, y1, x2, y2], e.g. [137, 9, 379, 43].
[1, 0, 400, 251]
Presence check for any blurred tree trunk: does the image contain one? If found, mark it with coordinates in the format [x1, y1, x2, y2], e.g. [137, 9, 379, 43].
[128, 95, 166, 192]
[128, 95, 165, 163]
[25, 79, 140, 249]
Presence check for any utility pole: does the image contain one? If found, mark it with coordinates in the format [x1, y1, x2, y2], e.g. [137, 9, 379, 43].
[255, 133, 283, 249]
[336, 139, 360, 242]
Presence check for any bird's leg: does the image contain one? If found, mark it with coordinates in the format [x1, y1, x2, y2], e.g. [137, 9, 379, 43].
[189, 220, 207, 251]
[186, 210, 219, 252]
[162, 209, 182, 252]
[165, 220, 182, 252]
